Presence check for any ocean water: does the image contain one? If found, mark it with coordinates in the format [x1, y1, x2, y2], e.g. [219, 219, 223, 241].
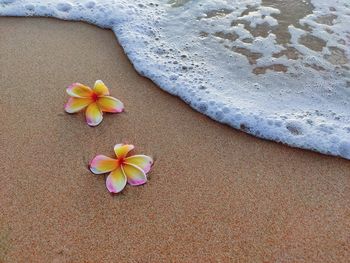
[1, 0, 349, 159]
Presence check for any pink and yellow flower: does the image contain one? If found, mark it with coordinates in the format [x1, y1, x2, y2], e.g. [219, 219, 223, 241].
[89, 144, 153, 193]
[64, 80, 124, 126]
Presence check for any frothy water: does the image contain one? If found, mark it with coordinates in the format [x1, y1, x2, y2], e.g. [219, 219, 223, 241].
[1, 0, 349, 159]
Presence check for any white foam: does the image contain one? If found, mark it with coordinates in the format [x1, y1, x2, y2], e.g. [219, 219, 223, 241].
[1, 0, 349, 159]
[239, 6, 280, 27]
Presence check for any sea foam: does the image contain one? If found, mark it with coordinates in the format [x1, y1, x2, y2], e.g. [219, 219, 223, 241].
[1, 0, 349, 159]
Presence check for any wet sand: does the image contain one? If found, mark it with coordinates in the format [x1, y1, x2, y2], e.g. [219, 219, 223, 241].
[0, 17, 349, 262]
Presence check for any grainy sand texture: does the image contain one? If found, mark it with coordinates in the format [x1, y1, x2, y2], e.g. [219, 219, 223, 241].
[0, 18, 349, 262]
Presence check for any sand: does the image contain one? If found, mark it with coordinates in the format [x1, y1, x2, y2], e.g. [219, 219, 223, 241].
[0, 17, 349, 262]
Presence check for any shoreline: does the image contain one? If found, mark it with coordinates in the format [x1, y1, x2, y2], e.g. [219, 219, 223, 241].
[0, 17, 349, 262]
[1, 0, 349, 159]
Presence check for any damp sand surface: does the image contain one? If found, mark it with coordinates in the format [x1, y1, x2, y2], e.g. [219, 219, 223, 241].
[0, 18, 350, 262]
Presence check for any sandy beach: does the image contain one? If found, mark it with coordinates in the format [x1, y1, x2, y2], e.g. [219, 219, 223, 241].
[0, 17, 349, 262]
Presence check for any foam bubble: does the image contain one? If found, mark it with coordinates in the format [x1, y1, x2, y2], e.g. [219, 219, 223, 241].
[0, 0, 16, 4]
[56, 2, 71, 12]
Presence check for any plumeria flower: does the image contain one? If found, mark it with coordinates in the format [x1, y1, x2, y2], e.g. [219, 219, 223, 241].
[64, 80, 124, 126]
[89, 144, 153, 193]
